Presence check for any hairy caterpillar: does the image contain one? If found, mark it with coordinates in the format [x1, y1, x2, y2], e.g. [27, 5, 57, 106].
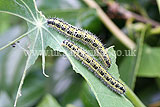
[47, 18, 111, 68]
[62, 40, 125, 94]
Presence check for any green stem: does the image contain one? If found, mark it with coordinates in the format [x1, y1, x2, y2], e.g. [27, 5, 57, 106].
[120, 79, 146, 107]
[131, 26, 147, 89]
[0, 27, 37, 51]
[119, 26, 148, 107]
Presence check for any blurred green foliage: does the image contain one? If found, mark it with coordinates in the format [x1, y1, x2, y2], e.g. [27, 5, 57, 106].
[0, 0, 160, 107]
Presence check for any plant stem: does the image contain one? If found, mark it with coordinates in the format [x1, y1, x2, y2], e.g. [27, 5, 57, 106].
[14, 28, 40, 107]
[119, 26, 148, 106]
[83, 0, 136, 50]
[106, 1, 160, 27]
[0, 27, 37, 51]
[132, 25, 149, 90]
[120, 79, 146, 107]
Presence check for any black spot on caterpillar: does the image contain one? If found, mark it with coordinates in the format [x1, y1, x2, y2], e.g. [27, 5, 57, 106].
[47, 17, 111, 69]
[61, 40, 125, 94]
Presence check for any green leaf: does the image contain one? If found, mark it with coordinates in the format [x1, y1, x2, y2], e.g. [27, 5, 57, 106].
[0, 0, 37, 24]
[0, 0, 133, 106]
[38, 94, 61, 107]
[137, 45, 160, 77]
[119, 55, 135, 88]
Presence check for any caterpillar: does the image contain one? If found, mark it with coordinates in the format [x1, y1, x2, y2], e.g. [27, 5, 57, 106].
[47, 17, 111, 69]
[61, 40, 125, 94]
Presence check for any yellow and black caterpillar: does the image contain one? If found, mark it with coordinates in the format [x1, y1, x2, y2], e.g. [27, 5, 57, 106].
[47, 18, 111, 68]
[62, 40, 125, 94]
